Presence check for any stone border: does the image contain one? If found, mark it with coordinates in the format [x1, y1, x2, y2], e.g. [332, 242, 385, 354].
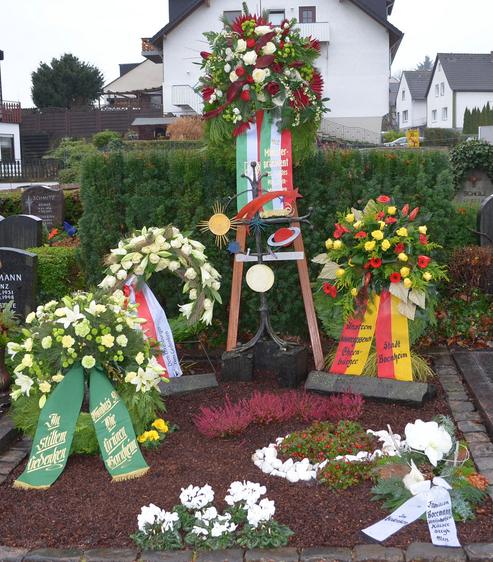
[1, 349, 493, 562]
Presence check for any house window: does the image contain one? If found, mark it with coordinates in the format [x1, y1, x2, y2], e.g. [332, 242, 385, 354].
[402, 89, 405, 101]
[432, 110, 437, 122]
[269, 10, 285, 25]
[442, 107, 448, 120]
[223, 10, 241, 24]
[440, 82, 445, 96]
[403, 110, 408, 122]
[299, 6, 316, 23]
[0, 135, 14, 162]
[435, 84, 439, 97]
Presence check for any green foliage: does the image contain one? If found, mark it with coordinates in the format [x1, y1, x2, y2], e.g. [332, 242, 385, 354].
[47, 138, 98, 183]
[0, 189, 82, 224]
[383, 130, 403, 143]
[371, 476, 413, 510]
[31, 53, 104, 109]
[423, 128, 461, 147]
[0, 302, 21, 346]
[236, 520, 294, 549]
[416, 55, 433, 71]
[79, 147, 469, 337]
[92, 130, 121, 149]
[450, 140, 493, 187]
[463, 102, 493, 134]
[27, 246, 85, 302]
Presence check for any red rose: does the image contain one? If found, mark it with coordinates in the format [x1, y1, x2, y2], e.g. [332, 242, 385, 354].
[279, 41, 285, 49]
[247, 75, 254, 84]
[369, 257, 382, 269]
[355, 231, 367, 239]
[401, 204, 409, 217]
[385, 217, 397, 224]
[201, 86, 214, 101]
[333, 223, 350, 239]
[419, 233, 428, 245]
[363, 262, 371, 270]
[376, 211, 385, 220]
[235, 66, 246, 77]
[323, 283, 337, 298]
[417, 255, 431, 269]
[408, 207, 420, 221]
[394, 243, 405, 254]
[200, 51, 211, 59]
[271, 62, 282, 73]
[266, 81, 280, 96]
[376, 195, 391, 203]
[240, 89, 251, 101]
[247, 38, 256, 48]
[390, 272, 402, 283]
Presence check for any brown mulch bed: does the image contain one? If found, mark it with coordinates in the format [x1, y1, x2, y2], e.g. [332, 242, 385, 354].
[0, 373, 492, 550]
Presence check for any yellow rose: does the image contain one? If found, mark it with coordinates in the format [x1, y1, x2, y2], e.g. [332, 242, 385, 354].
[379, 221, 386, 230]
[400, 267, 410, 278]
[335, 268, 345, 278]
[364, 241, 376, 252]
[152, 419, 169, 433]
[381, 239, 391, 251]
[325, 238, 333, 250]
[419, 226, 427, 234]
[345, 213, 355, 223]
[61, 335, 75, 349]
[371, 230, 384, 240]
[137, 432, 148, 443]
[39, 381, 51, 394]
[397, 227, 408, 237]
[351, 288, 358, 297]
[333, 240, 343, 250]
[403, 278, 412, 288]
[387, 206, 397, 215]
[147, 430, 160, 441]
[423, 272, 432, 281]
[398, 253, 408, 262]
[353, 221, 362, 229]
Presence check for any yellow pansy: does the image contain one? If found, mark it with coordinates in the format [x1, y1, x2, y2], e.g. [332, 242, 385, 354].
[400, 267, 410, 278]
[364, 241, 376, 252]
[396, 227, 408, 237]
[335, 268, 345, 278]
[325, 238, 333, 250]
[152, 419, 169, 433]
[387, 206, 397, 215]
[423, 272, 432, 281]
[345, 213, 355, 223]
[351, 288, 358, 297]
[333, 240, 343, 250]
[398, 253, 408, 262]
[403, 278, 412, 288]
[419, 226, 427, 234]
[371, 230, 384, 240]
[381, 239, 391, 251]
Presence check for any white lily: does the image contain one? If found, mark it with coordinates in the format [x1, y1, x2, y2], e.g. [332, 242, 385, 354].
[55, 305, 85, 329]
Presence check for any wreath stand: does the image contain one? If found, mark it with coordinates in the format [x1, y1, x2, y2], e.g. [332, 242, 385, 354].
[222, 162, 324, 386]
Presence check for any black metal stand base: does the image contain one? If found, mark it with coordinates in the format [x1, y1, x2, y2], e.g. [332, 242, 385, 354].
[221, 340, 308, 388]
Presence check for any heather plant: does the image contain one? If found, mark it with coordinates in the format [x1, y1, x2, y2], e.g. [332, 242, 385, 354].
[193, 396, 253, 438]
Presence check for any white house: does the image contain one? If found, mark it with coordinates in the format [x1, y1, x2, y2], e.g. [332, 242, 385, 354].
[0, 50, 22, 165]
[396, 70, 430, 130]
[141, 0, 403, 142]
[426, 53, 493, 130]
[103, 60, 163, 109]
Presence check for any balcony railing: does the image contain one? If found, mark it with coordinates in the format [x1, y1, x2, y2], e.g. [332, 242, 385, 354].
[171, 85, 202, 115]
[0, 101, 22, 124]
[0, 159, 62, 181]
[297, 22, 330, 43]
[141, 38, 163, 63]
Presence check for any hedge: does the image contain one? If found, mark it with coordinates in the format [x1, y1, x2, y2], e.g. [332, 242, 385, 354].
[0, 189, 82, 225]
[79, 148, 476, 337]
[28, 246, 86, 303]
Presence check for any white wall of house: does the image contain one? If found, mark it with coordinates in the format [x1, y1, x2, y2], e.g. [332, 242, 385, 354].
[456, 91, 493, 129]
[426, 61, 453, 128]
[395, 75, 426, 129]
[161, 0, 391, 135]
[0, 123, 21, 161]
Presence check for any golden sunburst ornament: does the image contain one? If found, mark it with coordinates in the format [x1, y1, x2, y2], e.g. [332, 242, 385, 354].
[198, 202, 240, 248]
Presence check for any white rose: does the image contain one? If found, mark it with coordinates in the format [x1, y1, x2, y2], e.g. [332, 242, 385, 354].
[116, 335, 128, 347]
[181, 244, 192, 256]
[117, 269, 128, 280]
[255, 25, 272, 36]
[262, 42, 276, 55]
[24, 338, 33, 352]
[236, 39, 247, 52]
[99, 275, 117, 289]
[252, 68, 267, 84]
[185, 268, 197, 280]
[170, 238, 182, 249]
[39, 381, 51, 394]
[230, 71, 239, 82]
[224, 63, 231, 73]
[189, 289, 198, 300]
[243, 51, 258, 66]
[212, 281, 221, 291]
[168, 261, 180, 272]
[135, 352, 145, 365]
[149, 253, 160, 264]
[203, 298, 213, 311]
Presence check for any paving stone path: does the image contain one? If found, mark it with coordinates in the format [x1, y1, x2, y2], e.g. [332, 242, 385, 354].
[0, 349, 492, 562]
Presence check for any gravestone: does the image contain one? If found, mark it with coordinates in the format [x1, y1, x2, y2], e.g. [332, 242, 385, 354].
[479, 194, 493, 246]
[455, 169, 493, 204]
[21, 185, 64, 228]
[0, 248, 37, 319]
[0, 215, 42, 250]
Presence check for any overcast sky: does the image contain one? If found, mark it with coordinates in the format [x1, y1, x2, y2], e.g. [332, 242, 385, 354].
[1, 0, 493, 106]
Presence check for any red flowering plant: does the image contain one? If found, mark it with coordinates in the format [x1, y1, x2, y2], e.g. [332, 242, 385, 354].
[313, 195, 447, 341]
[197, 4, 327, 153]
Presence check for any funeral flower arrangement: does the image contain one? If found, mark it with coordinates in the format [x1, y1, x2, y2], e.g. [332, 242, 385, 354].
[100, 226, 222, 325]
[198, 5, 327, 146]
[314, 195, 447, 340]
[8, 291, 165, 455]
[131, 481, 293, 551]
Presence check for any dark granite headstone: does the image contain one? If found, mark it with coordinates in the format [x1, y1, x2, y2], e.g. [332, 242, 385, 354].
[0, 215, 42, 249]
[0, 248, 37, 319]
[159, 374, 218, 396]
[479, 194, 493, 246]
[21, 185, 64, 228]
[455, 169, 493, 204]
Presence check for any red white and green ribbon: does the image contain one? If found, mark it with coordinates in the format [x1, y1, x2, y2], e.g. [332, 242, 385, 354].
[236, 111, 293, 213]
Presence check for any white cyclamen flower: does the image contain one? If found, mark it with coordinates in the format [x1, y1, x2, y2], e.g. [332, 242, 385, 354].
[137, 503, 166, 532]
[161, 511, 180, 532]
[243, 50, 258, 66]
[404, 419, 453, 467]
[180, 484, 214, 510]
[225, 481, 266, 506]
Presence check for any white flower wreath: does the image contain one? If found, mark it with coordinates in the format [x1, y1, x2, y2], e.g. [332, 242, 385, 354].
[99, 226, 222, 325]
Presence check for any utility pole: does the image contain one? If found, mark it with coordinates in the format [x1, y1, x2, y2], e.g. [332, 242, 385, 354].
[0, 50, 4, 104]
